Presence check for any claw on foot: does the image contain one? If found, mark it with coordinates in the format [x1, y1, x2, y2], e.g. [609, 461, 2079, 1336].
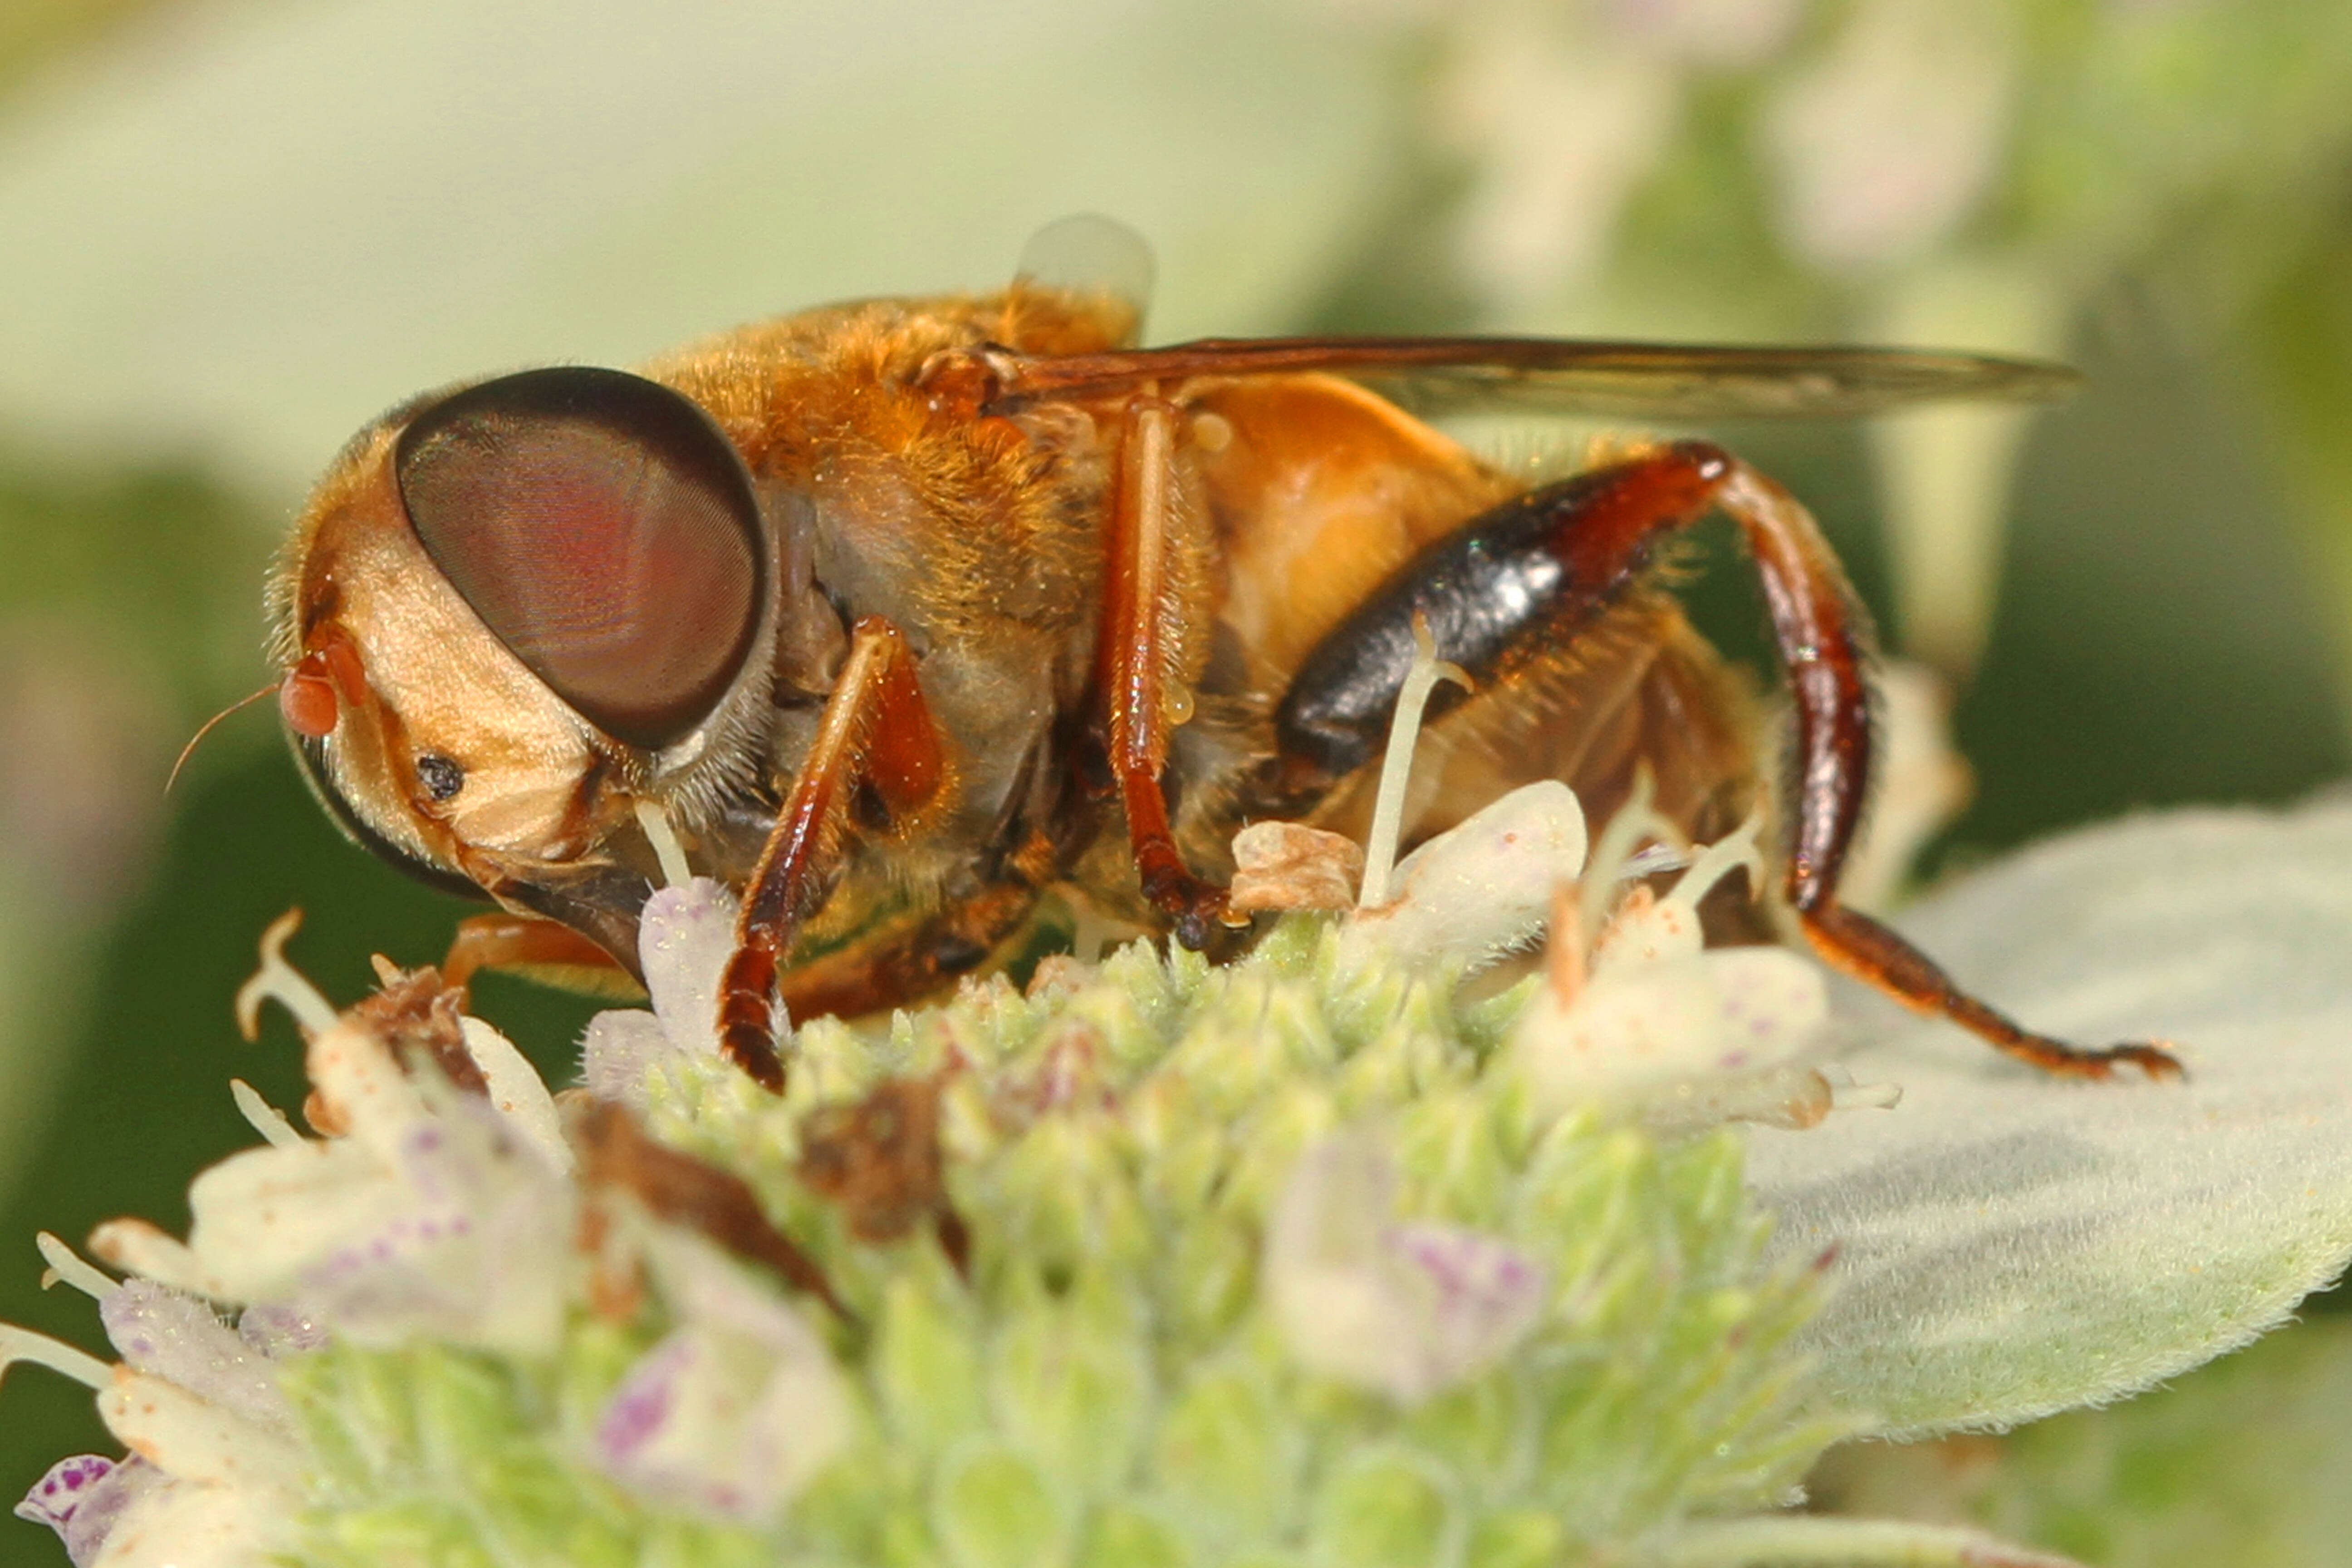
[2079, 1040, 2187, 1083]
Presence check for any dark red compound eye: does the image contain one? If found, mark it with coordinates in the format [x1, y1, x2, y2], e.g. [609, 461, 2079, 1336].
[394, 367, 765, 750]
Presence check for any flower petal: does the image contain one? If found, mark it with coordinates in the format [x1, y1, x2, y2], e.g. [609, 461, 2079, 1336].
[639, 878, 740, 1054]
[289, 1105, 574, 1357]
[580, 1007, 678, 1108]
[1518, 949, 1828, 1112]
[1340, 781, 1586, 973]
[457, 1016, 571, 1174]
[1266, 1134, 1545, 1403]
[79, 1471, 279, 1568]
[15, 1455, 156, 1568]
[591, 1231, 849, 1520]
[98, 1284, 287, 1433]
[180, 1142, 407, 1303]
[98, 1372, 302, 1496]
[1748, 799, 2352, 1436]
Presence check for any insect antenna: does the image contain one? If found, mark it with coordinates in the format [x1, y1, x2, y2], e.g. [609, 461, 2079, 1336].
[165, 681, 278, 794]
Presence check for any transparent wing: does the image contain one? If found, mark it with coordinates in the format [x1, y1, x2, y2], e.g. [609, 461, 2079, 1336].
[988, 335, 2082, 420]
[1013, 215, 1156, 350]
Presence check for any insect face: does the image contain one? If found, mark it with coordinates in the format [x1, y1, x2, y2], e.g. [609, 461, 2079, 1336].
[272, 366, 798, 921]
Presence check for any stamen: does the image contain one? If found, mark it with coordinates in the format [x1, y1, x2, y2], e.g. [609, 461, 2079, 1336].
[1662, 806, 1768, 915]
[234, 910, 338, 1042]
[1619, 843, 1693, 881]
[635, 799, 693, 890]
[229, 1080, 304, 1149]
[34, 1234, 116, 1301]
[1358, 614, 1470, 909]
[1578, 772, 1686, 939]
[0, 1324, 113, 1393]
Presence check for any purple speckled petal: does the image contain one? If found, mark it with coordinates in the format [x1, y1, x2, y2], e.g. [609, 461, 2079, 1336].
[588, 1239, 852, 1522]
[286, 1096, 573, 1357]
[16, 1454, 162, 1568]
[589, 1321, 849, 1523]
[594, 1334, 692, 1466]
[1387, 1221, 1547, 1386]
[1268, 1135, 1548, 1404]
[100, 1281, 288, 1432]
[589, 1330, 775, 1520]
[236, 1304, 328, 1357]
[14, 1454, 113, 1530]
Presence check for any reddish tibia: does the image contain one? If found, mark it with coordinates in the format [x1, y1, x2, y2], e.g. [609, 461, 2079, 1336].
[719, 616, 953, 1091]
[1098, 396, 1240, 946]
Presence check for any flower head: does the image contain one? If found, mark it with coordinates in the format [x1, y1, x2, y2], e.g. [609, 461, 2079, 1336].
[12, 651, 2352, 1568]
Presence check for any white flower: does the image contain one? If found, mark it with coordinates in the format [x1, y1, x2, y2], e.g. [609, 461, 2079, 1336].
[96, 1280, 294, 1437]
[76, 1372, 300, 1568]
[7, 612, 2352, 1567]
[1334, 621, 1857, 1135]
[6, 1243, 310, 1568]
[1336, 779, 1591, 975]
[1511, 809, 1847, 1128]
[87, 916, 575, 1359]
[581, 876, 742, 1110]
[1265, 1132, 1547, 1403]
[589, 1229, 851, 1521]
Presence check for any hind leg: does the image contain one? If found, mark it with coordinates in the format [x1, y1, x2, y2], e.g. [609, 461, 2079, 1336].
[1258, 441, 2180, 1080]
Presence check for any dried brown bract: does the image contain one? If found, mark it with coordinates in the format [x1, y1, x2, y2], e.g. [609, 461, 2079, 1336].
[567, 1097, 844, 1318]
[797, 1077, 969, 1275]
[1228, 821, 1364, 913]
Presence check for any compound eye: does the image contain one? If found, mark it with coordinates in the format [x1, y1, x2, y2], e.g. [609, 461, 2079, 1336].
[395, 366, 765, 750]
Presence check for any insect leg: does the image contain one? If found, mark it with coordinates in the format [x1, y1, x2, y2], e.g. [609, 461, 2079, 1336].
[441, 911, 640, 997]
[1098, 395, 1238, 950]
[1270, 440, 2179, 1080]
[718, 616, 951, 1090]
[774, 877, 1045, 1022]
[1712, 462, 2182, 1080]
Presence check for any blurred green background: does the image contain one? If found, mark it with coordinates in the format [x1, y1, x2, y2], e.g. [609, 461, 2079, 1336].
[0, 1, 2348, 1560]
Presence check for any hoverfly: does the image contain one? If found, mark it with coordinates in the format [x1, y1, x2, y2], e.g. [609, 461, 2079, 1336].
[270, 217, 2180, 1090]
